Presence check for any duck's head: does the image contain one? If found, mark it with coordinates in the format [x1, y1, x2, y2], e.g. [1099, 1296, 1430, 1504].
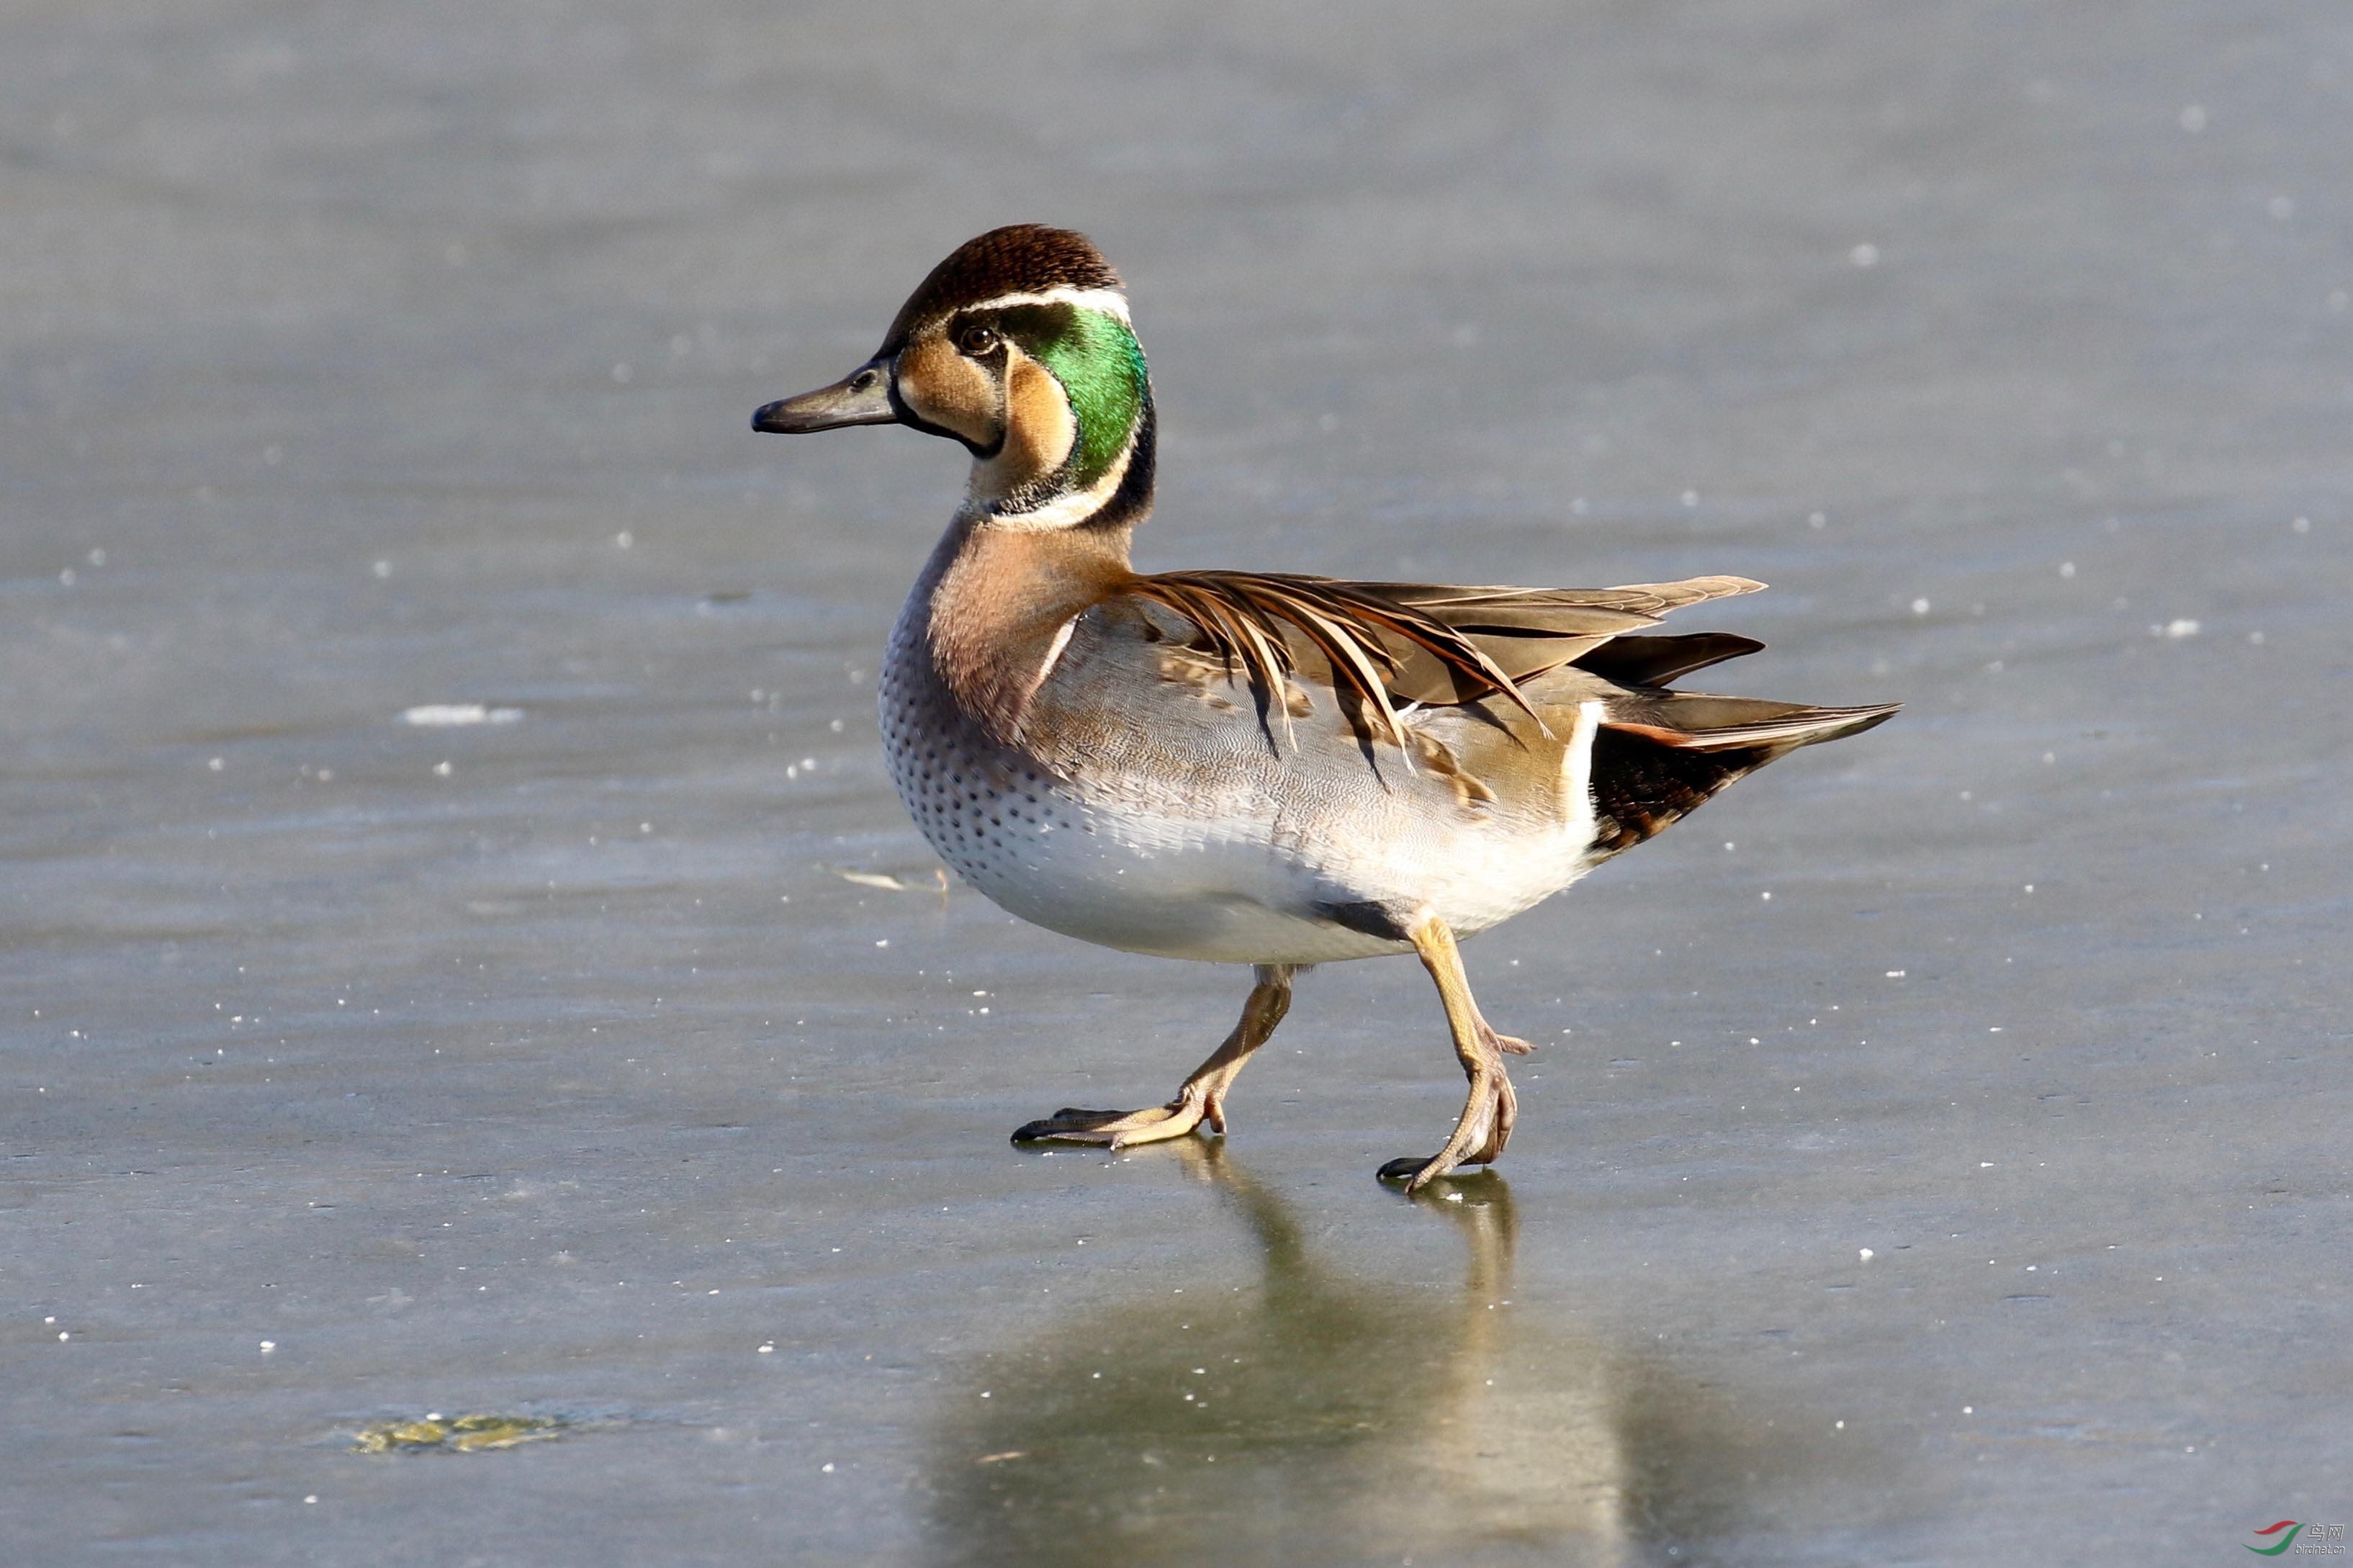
[755, 224, 1154, 530]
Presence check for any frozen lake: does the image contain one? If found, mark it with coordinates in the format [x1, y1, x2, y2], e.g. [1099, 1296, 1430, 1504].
[5, 2, 2348, 1563]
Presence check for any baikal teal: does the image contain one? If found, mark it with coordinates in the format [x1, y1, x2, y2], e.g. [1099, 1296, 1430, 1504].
[750, 222, 1898, 1193]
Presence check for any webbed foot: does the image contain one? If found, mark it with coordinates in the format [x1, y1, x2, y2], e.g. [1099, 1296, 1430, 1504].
[1377, 1061, 1519, 1190]
[1378, 916, 1525, 1191]
[1012, 1091, 1219, 1150]
[1010, 965, 1295, 1155]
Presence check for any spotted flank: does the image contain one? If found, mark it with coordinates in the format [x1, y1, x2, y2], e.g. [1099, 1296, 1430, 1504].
[753, 223, 1897, 1191]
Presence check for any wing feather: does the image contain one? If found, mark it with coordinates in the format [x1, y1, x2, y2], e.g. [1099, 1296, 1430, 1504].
[1117, 569, 1763, 726]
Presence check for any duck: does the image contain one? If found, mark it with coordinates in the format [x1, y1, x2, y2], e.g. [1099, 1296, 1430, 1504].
[753, 224, 1895, 1190]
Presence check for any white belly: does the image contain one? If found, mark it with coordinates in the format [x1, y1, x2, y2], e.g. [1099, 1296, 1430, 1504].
[882, 664, 1604, 965]
[917, 782, 1598, 965]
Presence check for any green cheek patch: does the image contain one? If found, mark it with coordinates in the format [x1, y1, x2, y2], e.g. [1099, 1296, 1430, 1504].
[1004, 303, 1148, 488]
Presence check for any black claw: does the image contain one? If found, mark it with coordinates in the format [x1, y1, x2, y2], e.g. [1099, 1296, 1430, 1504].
[1376, 1155, 1433, 1184]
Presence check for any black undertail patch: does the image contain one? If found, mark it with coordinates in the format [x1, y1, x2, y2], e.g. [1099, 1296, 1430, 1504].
[1587, 727, 1772, 857]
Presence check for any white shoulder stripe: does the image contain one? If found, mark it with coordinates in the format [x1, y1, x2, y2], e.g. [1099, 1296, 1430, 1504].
[1560, 699, 1603, 844]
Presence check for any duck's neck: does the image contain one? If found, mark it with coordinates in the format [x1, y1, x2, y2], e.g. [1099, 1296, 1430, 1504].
[969, 388, 1157, 536]
[916, 312, 1158, 742]
[910, 507, 1138, 745]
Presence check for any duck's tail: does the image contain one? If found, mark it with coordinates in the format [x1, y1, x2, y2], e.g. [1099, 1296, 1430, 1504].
[1601, 695, 1901, 754]
[1584, 695, 1899, 857]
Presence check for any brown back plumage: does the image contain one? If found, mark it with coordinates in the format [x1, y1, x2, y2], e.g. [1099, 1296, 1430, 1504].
[1114, 569, 1771, 740]
[1120, 570, 1549, 741]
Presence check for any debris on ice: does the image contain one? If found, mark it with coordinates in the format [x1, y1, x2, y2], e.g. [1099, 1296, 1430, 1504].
[402, 703, 523, 726]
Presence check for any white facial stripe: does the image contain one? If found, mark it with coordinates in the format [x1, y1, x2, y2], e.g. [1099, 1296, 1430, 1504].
[963, 287, 1132, 326]
[978, 434, 1138, 533]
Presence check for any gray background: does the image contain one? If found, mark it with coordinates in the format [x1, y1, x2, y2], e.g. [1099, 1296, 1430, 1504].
[4, 1, 2348, 1563]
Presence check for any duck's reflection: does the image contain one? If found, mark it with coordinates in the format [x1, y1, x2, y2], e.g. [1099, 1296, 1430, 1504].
[927, 1146, 1849, 1566]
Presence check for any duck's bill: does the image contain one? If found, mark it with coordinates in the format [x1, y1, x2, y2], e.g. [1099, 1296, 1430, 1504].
[751, 361, 896, 433]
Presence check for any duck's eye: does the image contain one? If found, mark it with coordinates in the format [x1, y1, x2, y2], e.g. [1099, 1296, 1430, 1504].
[957, 324, 999, 356]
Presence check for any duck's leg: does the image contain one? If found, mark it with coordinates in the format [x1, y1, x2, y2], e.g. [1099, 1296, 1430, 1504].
[1378, 914, 1525, 1191]
[1012, 964, 1297, 1150]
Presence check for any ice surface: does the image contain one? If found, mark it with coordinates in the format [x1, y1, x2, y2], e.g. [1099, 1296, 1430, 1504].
[3, 2, 2349, 1565]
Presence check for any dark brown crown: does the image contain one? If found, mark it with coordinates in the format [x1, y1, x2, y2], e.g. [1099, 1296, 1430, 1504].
[881, 225, 1122, 349]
